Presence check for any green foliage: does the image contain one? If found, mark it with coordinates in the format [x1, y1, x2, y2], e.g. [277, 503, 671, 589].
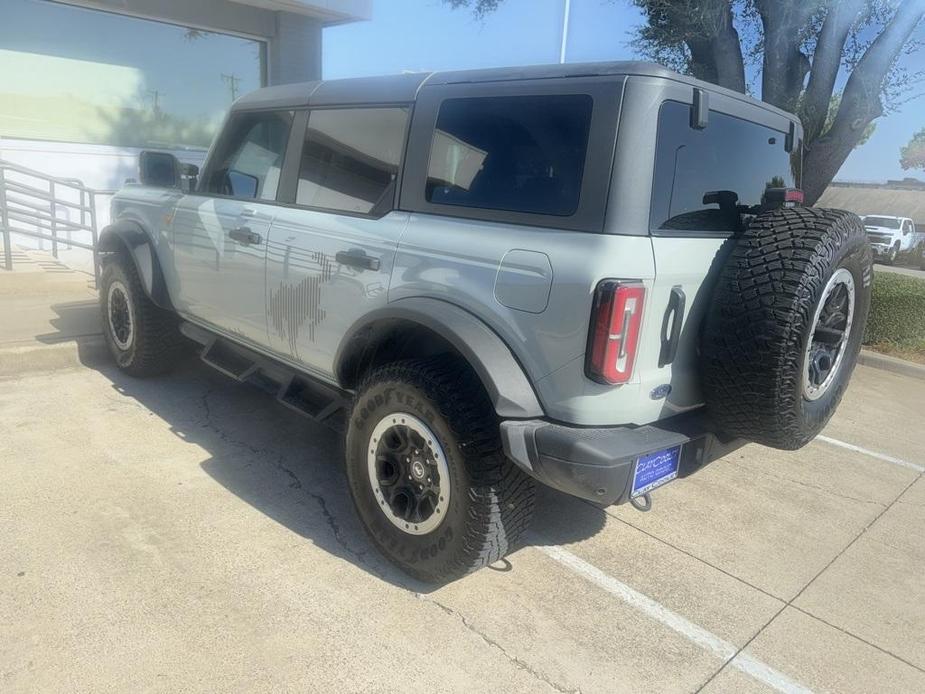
[900, 127, 925, 171]
[863, 272, 925, 348]
[443, 0, 503, 19]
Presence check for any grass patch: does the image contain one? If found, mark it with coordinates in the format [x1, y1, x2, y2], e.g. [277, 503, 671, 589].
[863, 272, 925, 360]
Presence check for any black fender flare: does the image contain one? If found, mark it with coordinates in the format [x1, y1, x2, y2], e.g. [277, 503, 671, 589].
[335, 298, 544, 419]
[97, 220, 174, 311]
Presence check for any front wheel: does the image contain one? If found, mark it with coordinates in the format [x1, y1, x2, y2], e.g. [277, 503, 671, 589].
[887, 243, 899, 265]
[345, 356, 536, 583]
[99, 254, 184, 377]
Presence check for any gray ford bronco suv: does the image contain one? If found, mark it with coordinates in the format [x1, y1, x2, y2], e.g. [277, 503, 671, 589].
[98, 62, 872, 582]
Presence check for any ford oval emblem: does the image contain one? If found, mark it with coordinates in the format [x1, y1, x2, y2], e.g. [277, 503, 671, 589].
[650, 384, 672, 400]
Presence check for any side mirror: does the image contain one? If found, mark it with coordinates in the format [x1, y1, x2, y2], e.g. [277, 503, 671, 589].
[227, 169, 259, 199]
[139, 151, 180, 188]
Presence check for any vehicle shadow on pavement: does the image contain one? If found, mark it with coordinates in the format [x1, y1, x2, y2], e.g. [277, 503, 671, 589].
[66, 327, 606, 593]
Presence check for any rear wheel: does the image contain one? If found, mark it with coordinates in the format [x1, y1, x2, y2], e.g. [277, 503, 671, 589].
[345, 356, 535, 582]
[99, 254, 184, 377]
[702, 207, 872, 449]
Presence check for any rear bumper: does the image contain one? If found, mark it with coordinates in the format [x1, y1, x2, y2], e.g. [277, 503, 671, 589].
[500, 410, 744, 506]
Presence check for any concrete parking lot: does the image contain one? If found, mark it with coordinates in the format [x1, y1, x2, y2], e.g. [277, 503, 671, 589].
[2, 251, 924, 693]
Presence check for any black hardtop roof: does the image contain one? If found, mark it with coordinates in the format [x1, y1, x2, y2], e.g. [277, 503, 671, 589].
[232, 60, 798, 122]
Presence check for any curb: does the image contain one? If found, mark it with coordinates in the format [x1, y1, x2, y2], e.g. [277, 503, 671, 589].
[858, 348, 925, 381]
[0, 335, 109, 380]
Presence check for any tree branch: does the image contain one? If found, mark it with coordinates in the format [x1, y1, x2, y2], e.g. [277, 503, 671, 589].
[707, 1, 747, 92]
[756, 0, 817, 111]
[803, 0, 925, 203]
[802, 0, 866, 142]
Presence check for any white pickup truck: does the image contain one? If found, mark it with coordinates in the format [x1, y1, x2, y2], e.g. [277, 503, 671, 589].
[862, 215, 924, 265]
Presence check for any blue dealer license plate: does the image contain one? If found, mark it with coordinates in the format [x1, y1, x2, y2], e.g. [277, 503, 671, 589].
[631, 446, 681, 497]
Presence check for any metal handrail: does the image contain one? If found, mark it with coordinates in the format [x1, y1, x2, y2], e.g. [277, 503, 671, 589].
[0, 158, 103, 284]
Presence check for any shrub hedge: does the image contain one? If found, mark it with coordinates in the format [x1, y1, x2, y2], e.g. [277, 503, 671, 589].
[863, 272, 925, 348]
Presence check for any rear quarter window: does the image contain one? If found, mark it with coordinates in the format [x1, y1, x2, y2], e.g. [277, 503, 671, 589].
[425, 94, 593, 216]
[650, 100, 800, 234]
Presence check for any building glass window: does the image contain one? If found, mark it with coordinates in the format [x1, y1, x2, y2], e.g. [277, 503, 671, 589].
[204, 111, 293, 200]
[296, 107, 409, 215]
[425, 94, 593, 216]
[650, 100, 800, 233]
[0, 0, 264, 150]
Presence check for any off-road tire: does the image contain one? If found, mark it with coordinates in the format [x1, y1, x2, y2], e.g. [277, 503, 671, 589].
[99, 253, 184, 377]
[345, 355, 536, 582]
[701, 207, 872, 450]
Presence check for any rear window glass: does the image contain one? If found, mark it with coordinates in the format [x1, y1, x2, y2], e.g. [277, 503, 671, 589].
[425, 94, 593, 216]
[650, 100, 800, 233]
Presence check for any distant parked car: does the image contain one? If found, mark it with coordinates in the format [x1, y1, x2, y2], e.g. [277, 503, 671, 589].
[862, 215, 924, 265]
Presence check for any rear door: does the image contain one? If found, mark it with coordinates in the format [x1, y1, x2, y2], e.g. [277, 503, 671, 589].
[646, 96, 801, 411]
[264, 105, 411, 376]
[171, 109, 294, 346]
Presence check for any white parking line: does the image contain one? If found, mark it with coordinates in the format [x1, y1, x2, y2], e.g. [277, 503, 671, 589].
[537, 544, 812, 694]
[815, 435, 924, 473]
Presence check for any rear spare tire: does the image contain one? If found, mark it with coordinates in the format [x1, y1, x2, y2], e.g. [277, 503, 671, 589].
[701, 207, 872, 450]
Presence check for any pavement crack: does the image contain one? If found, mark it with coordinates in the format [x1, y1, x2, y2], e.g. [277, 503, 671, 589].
[197, 386, 381, 576]
[416, 594, 579, 694]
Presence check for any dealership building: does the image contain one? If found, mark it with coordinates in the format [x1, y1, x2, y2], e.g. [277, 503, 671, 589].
[0, 0, 370, 193]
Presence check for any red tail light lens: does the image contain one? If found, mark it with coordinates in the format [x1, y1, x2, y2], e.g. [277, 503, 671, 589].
[586, 280, 646, 385]
[784, 188, 804, 204]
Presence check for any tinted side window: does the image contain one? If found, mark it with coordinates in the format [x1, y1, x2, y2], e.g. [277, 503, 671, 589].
[425, 94, 592, 216]
[296, 107, 409, 215]
[650, 101, 799, 233]
[205, 110, 293, 200]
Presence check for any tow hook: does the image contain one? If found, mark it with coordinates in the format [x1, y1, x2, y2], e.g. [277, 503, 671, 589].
[629, 492, 652, 512]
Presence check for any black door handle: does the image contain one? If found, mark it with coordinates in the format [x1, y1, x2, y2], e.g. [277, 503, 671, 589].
[229, 226, 262, 245]
[658, 285, 686, 367]
[336, 250, 380, 271]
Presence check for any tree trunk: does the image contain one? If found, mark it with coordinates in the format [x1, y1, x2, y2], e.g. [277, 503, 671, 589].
[710, 3, 746, 93]
[757, 0, 814, 112]
[680, 0, 746, 93]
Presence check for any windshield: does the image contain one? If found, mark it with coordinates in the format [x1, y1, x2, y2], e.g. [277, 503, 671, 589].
[863, 216, 901, 228]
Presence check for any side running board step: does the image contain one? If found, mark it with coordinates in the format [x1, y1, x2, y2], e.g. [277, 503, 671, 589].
[179, 321, 348, 430]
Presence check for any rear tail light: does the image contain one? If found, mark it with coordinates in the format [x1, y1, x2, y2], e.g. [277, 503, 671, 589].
[586, 280, 646, 385]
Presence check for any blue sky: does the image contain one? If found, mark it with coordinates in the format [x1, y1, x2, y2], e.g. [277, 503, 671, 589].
[324, 0, 925, 184]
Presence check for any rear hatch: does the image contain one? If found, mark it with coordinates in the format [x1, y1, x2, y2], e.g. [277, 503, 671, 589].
[643, 100, 801, 414]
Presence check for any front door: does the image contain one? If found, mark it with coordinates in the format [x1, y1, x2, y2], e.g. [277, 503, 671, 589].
[171, 109, 294, 347]
[265, 105, 411, 376]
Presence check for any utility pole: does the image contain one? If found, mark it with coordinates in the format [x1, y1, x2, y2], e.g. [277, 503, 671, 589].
[146, 89, 163, 116]
[559, 0, 571, 64]
[221, 73, 242, 103]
